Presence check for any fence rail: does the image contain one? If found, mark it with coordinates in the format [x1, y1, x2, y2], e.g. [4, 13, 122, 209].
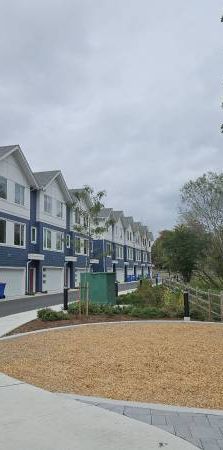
[163, 278, 223, 321]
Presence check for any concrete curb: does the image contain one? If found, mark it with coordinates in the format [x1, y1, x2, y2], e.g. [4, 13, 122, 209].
[1, 318, 222, 341]
[64, 393, 223, 416]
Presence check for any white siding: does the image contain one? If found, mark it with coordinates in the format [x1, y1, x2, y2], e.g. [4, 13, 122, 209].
[113, 218, 124, 245]
[0, 154, 30, 219]
[36, 179, 67, 228]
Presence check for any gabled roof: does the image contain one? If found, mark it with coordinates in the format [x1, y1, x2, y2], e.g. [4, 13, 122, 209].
[0, 144, 38, 188]
[33, 171, 60, 189]
[33, 170, 72, 204]
[112, 210, 124, 222]
[122, 216, 134, 230]
[97, 208, 113, 219]
[69, 188, 92, 209]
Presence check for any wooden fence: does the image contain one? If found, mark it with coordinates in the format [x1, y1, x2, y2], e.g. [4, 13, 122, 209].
[163, 278, 223, 321]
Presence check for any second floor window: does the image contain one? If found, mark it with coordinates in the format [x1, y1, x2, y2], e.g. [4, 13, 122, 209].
[106, 242, 112, 256]
[56, 231, 63, 251]
[75, 237, 81, 253]
[75, 209, 81, 224]
[116, 245, 123, 259]
[136, 250, 141, 261]
[44, 195, 52, 214]
[56, 201, 63, 218]
[83, 239, 89, 255]
[43, 228, 52, 250]
[14, 223, 25, 247]
[127, 247, 133, 260]
[0, 219, 6, 244]
[0, 176, 7, 200]
[15, 183, 25, 205]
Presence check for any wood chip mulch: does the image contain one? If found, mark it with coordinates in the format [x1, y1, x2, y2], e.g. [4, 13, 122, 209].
[1, 322, 223, 409]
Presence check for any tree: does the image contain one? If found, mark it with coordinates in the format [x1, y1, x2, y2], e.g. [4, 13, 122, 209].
[180, 172, 223, 286]
[72, 186, 113, 313]
[153, 225, 207, 283]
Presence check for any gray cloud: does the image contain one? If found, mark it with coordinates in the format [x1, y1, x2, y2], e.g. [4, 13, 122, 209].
[0, 0, 222, 235]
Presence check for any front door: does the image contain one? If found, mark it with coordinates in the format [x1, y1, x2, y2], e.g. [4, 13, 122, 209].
[29, 268, 36, 294]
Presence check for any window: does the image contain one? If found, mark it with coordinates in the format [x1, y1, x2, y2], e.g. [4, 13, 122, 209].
[14, 223, 25, 246]
[31, 227, 37, 244]
[75, 237, 81, 253]
[136, 250, 141, 261]
[0, 176, 7, 200]
[91, 240, 94, 253]
[0, 219, 6, 244]
[43, 228, 52, 250]
[44, 195, 52, 214]
[130, 232, 132, 241]
[106, 242, 112, 256]
[56, 201, 63, 218]
[143, 252, 148, 262]
[75, 209, 81, 224]
[15, 183, 25, 205]
[127, 247, 133, 260]
[116, 245, 123, 259]
[56, 231, 63, 251]
[83, 239, 89, 255]
[83, 215, 88, 228]
[66, 234, 71, 248]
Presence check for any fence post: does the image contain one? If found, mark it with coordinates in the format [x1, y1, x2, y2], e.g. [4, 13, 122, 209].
[220, 292, 223, 322]
[184, 290, 190, 322]
[208, 290, 211, 321]
[63, 287, 69, 311]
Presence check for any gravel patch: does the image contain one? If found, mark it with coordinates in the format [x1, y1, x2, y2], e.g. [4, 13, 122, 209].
[0, 322, 223, 409]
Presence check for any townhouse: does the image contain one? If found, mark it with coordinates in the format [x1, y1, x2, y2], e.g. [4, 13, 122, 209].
[0, 144, 153, 298]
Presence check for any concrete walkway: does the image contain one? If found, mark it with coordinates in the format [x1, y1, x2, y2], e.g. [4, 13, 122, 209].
[67, 394, 223, 450]
[0, 304, 62, 337]
[0, 373, 198, 450]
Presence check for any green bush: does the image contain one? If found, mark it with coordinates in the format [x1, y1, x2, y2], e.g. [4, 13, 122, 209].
[127, 306, 167, 319]
[37, 308, 69, 321]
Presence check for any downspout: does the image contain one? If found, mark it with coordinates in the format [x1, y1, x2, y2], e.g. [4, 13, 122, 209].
[26, 259, 32, 294]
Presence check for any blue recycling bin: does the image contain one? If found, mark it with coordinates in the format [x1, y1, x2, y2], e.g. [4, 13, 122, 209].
[0, 283, 6, 299]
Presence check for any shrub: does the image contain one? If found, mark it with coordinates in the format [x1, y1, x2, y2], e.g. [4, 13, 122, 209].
[127, 306, 167, 319]
[37, 308, 69, 321]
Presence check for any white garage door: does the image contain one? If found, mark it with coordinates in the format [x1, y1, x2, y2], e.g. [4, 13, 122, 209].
[0, 268, 26, 298]
[43, 267, 64, 293]
[75, 268, 88, 287]
[116, 269, 124, 283]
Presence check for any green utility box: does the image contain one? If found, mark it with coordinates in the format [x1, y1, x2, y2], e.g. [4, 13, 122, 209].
[80, 272, 116, 304]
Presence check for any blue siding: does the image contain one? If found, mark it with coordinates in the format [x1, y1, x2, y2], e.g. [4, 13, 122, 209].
[0, 212, 29, 268]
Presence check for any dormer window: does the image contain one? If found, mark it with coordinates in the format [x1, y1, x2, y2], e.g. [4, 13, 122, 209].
[44, 195, 52, 214]
[0, 176, 7, 200]
[56, 200, 63, 218]
[15, 183, 25, 206]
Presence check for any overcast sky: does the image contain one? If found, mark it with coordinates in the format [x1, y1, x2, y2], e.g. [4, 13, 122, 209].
[0, 0, 222, 235]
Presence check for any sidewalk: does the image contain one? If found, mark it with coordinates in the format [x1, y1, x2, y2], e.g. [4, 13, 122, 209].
[0, 373, 198, 450]
[0, 304, 62, 337]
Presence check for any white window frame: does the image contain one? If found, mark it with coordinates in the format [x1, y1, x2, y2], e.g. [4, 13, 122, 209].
[56, 200, 63, 218]
[44, 194, 52, 215]
[14, 222, 25, 247]
[127, 247, 133, 260]
[43, 228, 52, 250]
[56, 231, 63, 251]
[0, 218, 6, 244]
[106, 242, 112, 257]
[75, 236, 81, 254]
[15, 182, 25, 206]
[0, 176, 7, 200]
[31, 226, 37, 244]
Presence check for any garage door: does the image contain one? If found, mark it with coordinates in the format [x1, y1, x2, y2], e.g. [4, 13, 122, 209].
[42, 267, 64, 293]
[75, 268, 88, 287]
[116, 269, 124, 283]
[0, 268, 26, 298]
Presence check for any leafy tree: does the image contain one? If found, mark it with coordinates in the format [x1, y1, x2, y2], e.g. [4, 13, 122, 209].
[154, 225, 207, 283]
[180, 172, 223, 286]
